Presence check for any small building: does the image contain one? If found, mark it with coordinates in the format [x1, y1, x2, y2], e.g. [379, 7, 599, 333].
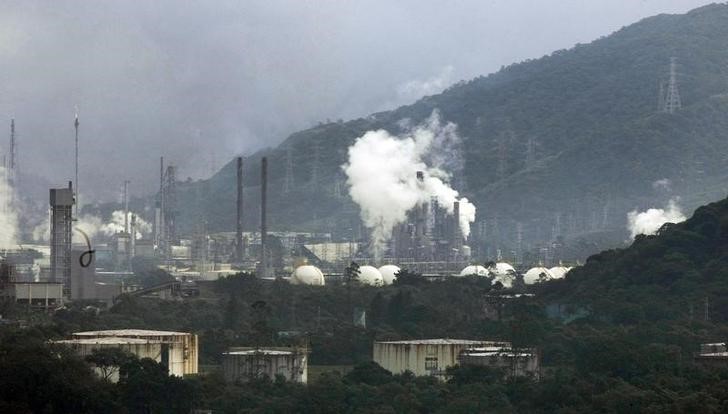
[222, 347, 309, 383]
[373, 339, 511, 379]
[71, 329, 198, 376]
[1, 282, 64, 309]
[695, 342, 728, 369]
[459, 346, 540, 379]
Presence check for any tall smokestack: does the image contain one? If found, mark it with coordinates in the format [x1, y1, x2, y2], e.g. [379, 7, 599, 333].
[453, 201, 462, 249]
[236, 156, 243, 262]
[260, 157, 268, 277]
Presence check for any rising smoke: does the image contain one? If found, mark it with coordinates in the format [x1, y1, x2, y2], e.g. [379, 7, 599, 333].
[343, 111, 475, 257]
[0, 166, 19, 249]
[627, 198, 686, 239]
[32, 210, 151, 242]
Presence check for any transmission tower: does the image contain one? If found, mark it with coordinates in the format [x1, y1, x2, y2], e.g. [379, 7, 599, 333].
[497, 133, 508, 180]
[525, 137, 536, 167]
[310, 142, 319, 188]
[283, 146, 294, 193]
[663, 57, 682, 113]
[516, 221, 523, 265]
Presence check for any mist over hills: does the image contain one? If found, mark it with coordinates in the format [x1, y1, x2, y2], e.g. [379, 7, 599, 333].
[173, 4, 728, 259]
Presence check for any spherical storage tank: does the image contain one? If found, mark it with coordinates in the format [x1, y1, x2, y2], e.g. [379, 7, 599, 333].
[458, 265, 490, 277]
[290, 265, 325, 286]
[548, 266, 571, 280]
[357, 265, 384, 286]
[378, 265, 400, 285]
[490, 262, 516, 288]
[523, 267, 553, 285]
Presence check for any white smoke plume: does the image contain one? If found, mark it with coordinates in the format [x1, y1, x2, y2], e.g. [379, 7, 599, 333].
[627, 198, 686, 239]
[396, 66, 455, 103]
[33, 210, 151, 242]
[0, 166, 19, 249]
[343, 111, 476, 257]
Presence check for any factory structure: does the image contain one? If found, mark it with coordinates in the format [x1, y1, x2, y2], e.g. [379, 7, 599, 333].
[222, 346, 309, 384]
[372, 339, 540, 380]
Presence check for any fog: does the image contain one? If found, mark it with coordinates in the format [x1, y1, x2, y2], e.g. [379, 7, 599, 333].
[0, 0, 711, 201]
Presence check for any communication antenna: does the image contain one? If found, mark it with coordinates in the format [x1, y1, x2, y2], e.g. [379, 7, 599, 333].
[9, 119, 17, 187]
[283, 146, 294, 193]
[525, 137, 536, 167]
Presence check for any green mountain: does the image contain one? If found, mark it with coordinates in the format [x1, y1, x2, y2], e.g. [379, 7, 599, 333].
[541, 195, 728, 324]
[177, 4, 728, 259]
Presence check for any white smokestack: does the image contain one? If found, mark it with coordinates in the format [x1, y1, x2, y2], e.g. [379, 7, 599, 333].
[627, 197, 686, 239]
[342, 111, 476, 257]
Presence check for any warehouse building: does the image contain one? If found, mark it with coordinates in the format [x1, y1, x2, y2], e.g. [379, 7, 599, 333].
[222, 347, 309, 384]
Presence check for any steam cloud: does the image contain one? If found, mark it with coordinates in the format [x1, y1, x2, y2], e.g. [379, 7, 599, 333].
[343, 111, 476, 257]
[33, 210, 151, 242]
[627, 198, 686, 238]
[0, 166, 19, 249]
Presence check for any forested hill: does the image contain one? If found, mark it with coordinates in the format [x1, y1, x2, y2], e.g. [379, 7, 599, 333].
[177, 3, 728, 258]
[540, 195, 728, 324]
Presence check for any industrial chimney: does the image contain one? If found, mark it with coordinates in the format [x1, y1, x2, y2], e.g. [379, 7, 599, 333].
[236, 156, 244, 263]
[259, 157, 268, 277]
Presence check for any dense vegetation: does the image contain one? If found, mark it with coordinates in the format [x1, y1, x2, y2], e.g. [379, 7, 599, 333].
[162, 3, 728, 259]
[6, 195, 728, 411]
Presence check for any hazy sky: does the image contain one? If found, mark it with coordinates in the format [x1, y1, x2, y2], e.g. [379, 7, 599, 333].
[0, 0, 714, 201]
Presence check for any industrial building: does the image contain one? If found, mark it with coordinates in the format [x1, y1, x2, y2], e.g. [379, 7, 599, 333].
[459, 346, 540, 379]
[222, 347, 309, 383]
[0, 281, 63, 310]
[50, 184, 74, 297]
[694, 342, 728, 369]
[372, 339, 511, 379]
[71, 329, 198, 376]
[54, 337, 163, 382]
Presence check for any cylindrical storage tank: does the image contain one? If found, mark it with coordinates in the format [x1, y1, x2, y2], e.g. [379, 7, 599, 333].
[290, 265, 325, 286]
[458, 265, 489, 277]
[378, 265, 400, 285]
[357, 265, 384, 286]
[523, 267, 553, 285]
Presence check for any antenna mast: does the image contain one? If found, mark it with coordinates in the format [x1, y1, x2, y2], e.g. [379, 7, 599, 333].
[74, 111, 80, 216]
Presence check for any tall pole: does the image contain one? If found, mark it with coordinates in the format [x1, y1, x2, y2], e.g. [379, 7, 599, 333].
[236, 157, 244, 262]
[123, 180, 130, 233]
[260, 157, 267, 277]
[74, 113, 79, 217]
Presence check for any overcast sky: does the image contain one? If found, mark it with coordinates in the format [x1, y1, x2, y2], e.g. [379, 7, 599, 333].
[0, 0, 714, 201]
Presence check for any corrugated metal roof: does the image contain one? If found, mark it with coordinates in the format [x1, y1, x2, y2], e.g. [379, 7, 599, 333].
[73, 329, 191, 337]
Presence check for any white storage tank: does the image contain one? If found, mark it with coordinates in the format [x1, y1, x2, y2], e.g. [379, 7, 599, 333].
[357, 265, 384, 286]
[378, 265, 400, 285]
[290, 265, 325, 286]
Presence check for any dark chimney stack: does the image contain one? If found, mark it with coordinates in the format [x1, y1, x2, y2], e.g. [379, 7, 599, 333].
[259, 157, 268, 276]
[235, 157, 244, 262]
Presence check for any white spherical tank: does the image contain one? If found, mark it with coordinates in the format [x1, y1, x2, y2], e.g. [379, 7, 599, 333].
[357, 265, 384, 286]
[290, 265, 325, 286]
[458, 265, 490, 277]
[491, 262, 516, 288]
[549, 266, 571, 279]
[378, 265, 400, 285]
[523, 267, 553, 285]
